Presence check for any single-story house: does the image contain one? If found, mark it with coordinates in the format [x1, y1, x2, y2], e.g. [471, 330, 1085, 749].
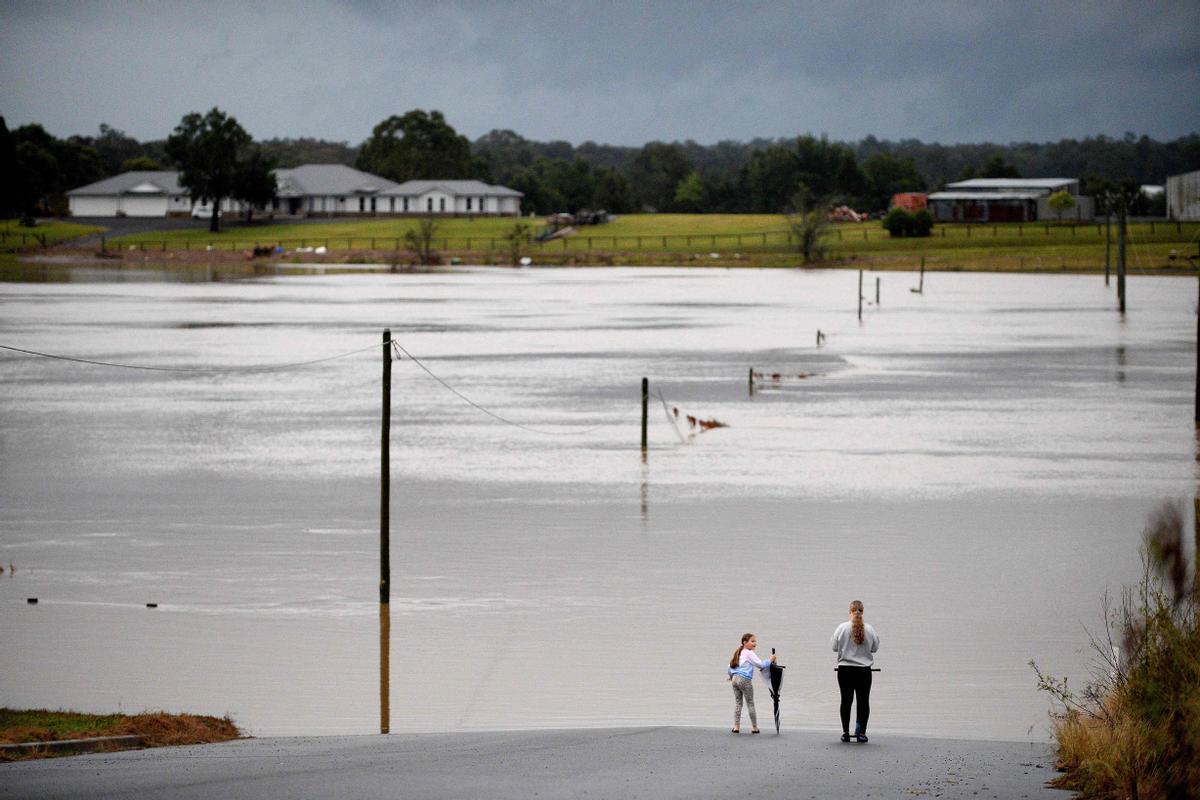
[928, 178, 1094, 223]
[380, 180, 523, 216]
[66, 171, 193, 218]
[67, 164, 523, 218]
[1166, 170, 1200, 221]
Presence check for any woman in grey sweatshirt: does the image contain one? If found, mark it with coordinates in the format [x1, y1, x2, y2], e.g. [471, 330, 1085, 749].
[831, 600, 879, 742]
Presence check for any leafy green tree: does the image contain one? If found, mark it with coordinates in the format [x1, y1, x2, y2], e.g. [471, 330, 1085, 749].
[166, 108, 252, 232]
[0, 117, 22, 217]
[672, 172, 704, 212]
[404, 217, 440, 265]
[1047, 190, 1076, 222]
[794, 135, 866, 203]
[357, 110, 478, 182]
[742, 145, 802, 212]
[87, 124, 146, 176]
[979, 155, 1020, 178]
[503, 222, 531, 265]
[592, 166, 635, 213]
[232, 146, 278, 223]
[120, 155, 164, 172]
[11, 123, 101, 216]
[629, 142, 691, 211]
[787, 189, 831, 265]
[862, 152, 926, 211]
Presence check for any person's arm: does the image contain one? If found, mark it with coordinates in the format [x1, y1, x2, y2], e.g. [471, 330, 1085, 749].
[831, 626, 841, 652]
[743, 650, 775, 671]
[871, 628, 880, 653]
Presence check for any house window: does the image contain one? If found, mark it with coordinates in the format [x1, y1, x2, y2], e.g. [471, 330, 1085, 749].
[403, 197, 409, 212]
[466, 197, 472, 211]
[359, 197, 365, 212]
[439, 197, 445, 212]
[389, 198, 395, 212]
[479, 197, 486, 213]
[427, 198, 433, 212]
[370, 198, 376, 212]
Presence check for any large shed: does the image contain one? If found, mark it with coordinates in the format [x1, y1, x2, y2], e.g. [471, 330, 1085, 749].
[66, 171, 193, 218]
[928, 178, 1093, 223]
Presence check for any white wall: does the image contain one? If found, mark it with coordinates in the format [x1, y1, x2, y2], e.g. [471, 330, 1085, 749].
[1167, 171, 1200, 221]
[69, 197, 118, 216]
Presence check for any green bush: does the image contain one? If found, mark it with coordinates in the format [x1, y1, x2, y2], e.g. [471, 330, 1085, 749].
[882, 208, 912, 237]
[882, 207, 933, 238]
[912, 209, 933, 236]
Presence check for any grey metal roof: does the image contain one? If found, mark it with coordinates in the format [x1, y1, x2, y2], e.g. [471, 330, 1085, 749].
[273, 164, 398, 196]
[944, 178, 1075, 191]
[928, 191, 1044, 201]
[66, 171, 186, 196]
[382, 179, 523, 198]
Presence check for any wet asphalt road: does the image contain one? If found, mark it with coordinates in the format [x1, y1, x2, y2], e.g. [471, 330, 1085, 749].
[2, 727, 1070, 800]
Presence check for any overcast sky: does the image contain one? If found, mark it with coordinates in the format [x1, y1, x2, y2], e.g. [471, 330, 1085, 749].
[2, 1, 1197, 147]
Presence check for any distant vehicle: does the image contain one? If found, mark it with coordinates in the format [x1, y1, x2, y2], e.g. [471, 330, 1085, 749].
[191, 204, 221, 220]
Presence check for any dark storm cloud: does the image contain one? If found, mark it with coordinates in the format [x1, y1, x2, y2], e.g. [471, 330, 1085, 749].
[1, 0, 1196, 145]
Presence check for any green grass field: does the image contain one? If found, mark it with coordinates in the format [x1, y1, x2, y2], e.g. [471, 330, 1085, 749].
[1, 219, 103, 251]
[28, 213, 1200, 272]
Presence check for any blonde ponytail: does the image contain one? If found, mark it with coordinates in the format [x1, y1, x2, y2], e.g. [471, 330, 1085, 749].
[850, 600, 865, 645]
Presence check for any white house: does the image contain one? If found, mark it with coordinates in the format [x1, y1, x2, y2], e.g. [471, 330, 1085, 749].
[67, 164, 523, 218]
[66, 171, 193, 217]
[1166, 170, 1200, 221]
[380, 180, 523, 216]
[928, 178, 1094, 223]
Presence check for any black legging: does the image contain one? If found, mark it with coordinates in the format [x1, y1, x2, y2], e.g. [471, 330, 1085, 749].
[837, 665, 873, 734]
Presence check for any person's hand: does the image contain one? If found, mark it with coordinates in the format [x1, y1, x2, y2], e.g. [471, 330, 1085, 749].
[770, 653, 777, 663]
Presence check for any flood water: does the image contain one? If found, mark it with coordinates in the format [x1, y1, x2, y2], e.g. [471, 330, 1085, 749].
[1, 267, 1195, 741]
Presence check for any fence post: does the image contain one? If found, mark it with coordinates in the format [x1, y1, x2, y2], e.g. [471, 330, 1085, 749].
[641, 377, 649, 452]
[858, 270, 863, 322]
[876, 276, 880, 306]
[748, 367, 754, 397]
[381, 328, 391, 605]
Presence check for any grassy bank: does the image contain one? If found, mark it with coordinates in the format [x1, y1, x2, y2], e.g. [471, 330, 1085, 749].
[0, 708, 242, 761]
[1, 220, 103, 252]
[88, 215, 1198, 272]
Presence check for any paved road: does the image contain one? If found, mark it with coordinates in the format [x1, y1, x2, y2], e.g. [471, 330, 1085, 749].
[2, 727, 1069, 800]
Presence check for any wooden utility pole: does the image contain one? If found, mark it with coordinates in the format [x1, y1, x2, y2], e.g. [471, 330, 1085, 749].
[380, 328, 392, 735]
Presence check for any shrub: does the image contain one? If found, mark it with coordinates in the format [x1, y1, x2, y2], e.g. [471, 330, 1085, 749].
[912, 209, 933, 236]
[1032, 501, 1199, 799]
[882, 208, 912, 237]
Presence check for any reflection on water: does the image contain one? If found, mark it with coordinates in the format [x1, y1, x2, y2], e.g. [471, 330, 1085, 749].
[0, 268, 1196, 741]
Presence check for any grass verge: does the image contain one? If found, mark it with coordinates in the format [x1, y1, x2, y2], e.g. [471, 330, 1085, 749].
[0, 708, 242, 761]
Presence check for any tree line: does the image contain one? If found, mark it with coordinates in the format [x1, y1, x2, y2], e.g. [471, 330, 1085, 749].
[4, 107, 1198, 221]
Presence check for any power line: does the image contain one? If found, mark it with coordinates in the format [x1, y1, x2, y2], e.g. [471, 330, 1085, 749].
[389, 340, 617, 437]
[0, 341, 382, 373]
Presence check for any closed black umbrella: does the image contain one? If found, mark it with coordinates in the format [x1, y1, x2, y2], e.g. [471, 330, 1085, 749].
[767, 648, 785, 734]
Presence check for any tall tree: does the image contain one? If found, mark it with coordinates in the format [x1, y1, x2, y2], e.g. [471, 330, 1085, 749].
[592, 166, 636, 213]
[233, 146, 278, 223]
[861, 152, 926, 211]
[629, 142, 691, 212]
[357, 110, 479, 182]
[0, 117, 22, 217]
[165, 108, 252, 232]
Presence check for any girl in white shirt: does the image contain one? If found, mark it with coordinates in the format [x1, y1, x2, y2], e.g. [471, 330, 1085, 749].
[727, 633, 776, 734]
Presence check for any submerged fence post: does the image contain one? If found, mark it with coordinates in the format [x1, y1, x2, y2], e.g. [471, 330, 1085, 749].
[1105, 213, 1111, 287]
[875, 276, 880, 306]
[748, 367, 754, 397]
[919, 256, 925, 293]
[641, 377, 649, 451]
[1117, 209, 1127, 314]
